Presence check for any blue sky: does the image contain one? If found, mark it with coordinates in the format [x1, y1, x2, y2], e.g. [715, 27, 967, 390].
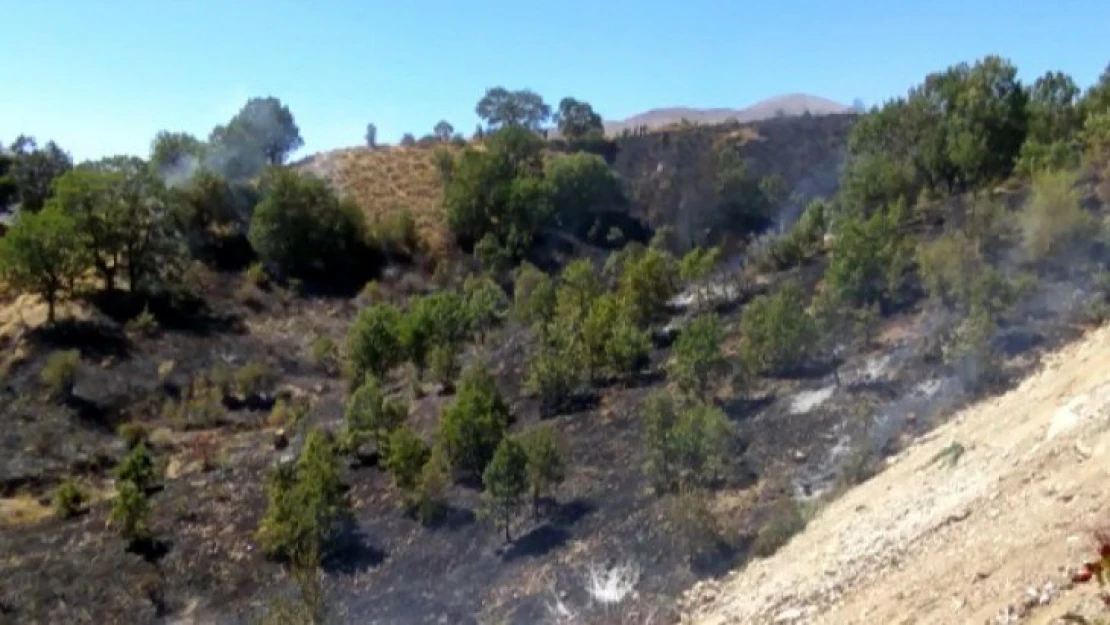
[2, 1, 1108, 162]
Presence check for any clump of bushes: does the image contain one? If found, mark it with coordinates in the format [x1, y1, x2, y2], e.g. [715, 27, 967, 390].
[53, 477, 86, 519]
[437, 365, 510, 478]
[738, 282, 818, 377]
[40, 349, 80, 401]
[641, 391, 734, 494]
[668, 314, 729, 400]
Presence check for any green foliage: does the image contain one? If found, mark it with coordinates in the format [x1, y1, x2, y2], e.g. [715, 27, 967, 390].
[6, 136, 73, 211]
[512, 262, 554, 324]
[149, 130, 205, 179]
[679, 246, 720, 285]
[1019, 169, 1097, 262]
[308, 335, 338, 373]
[545, 152, 625, 237]
[235, 360, 276, 398]
[115, 442, 158, 493]
[519, 424, 566, 515]
[554, 97, 603, 140]
[616, 245, 680, 324]
[942, 305, 1001, 392]
[554, 259, 602, 326]
[482, 436, 529, 541]
[343, 375, 407, 458]
[110, 480, 152, 544]
[749, 200, 830, 271]
[642, 392, 734, 494]
[256, 429, 349, 563]
[415, 443, 451, 524]
[347, 303, 404, 381]
[211, 96, 303, 175]
[444, 126, 551, 260]
[715, 149, 779, 233]
[603, 300, 653, 378]
[384, 426, 427, 500]
[752, 499, 807, 558]
[0, 206, 87, 323]
[125, 305, 159, 337]
[476, 87, 551, 132]
[248, 168, 370, 282]
[1081, 111, 1110, 164]
[916, 230, 984, 309]
[39, 349, 80, 401]
[437, 365, 510, 477]
[668, 314, 729, 400]
[526, 329, 587, 410]
[427, 343, 460, 389]
[52, 477, 86, 520]
[1017, 70, 1082, 175]
[462, 274, 508, 340]
[826, 199, 914, 310]
[399, 290, 469, 371]
[738, 282, 819, 376]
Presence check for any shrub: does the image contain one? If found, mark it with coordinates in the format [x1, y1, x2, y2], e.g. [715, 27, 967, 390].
[668, 314, 729, 400]
[642, 392, 734, 494]
[269, 397, 310, 429]
[513, 262, 556, 325]
[246, 261, 269, 287]
[825, 199, 914, 311]
[526, 330, 586, 412]
[118, 421, 150, 449]
[111, 480, 152, 544]
[343, 375, 406, 458]
[399, 291, 469, 372]
[942, 305, 1001, 392]
[604, 308, 652, 378]
[348, 303, 404, 382]
[248, 168, 372, 283]
[916, 230, 984, 309]
[256, 429, 350, 563]
[125, 306, 159, 337]
[40, 349, 80, 401]
[415, 443, 451, 524]
[235, 360, 276, 399]
[617, 246, 679, 324]
[308, 335, 338, 373]
[115, 442, 158, 493]
[519, 424, 566, 516]
[427, 343, 460, 389]
[738, 282, 818, 377]
[555, 259, 603, 326]
[1019, 169, 1098, 262]
[752, 499, 807, 558]
[437, 365, 510, 477]
[482, 436, 529, 541]
[384, 426, 427, 504]
[463, 274, 508, 341]
[665, 489, 727, 567]
[53, 477, 86, 519]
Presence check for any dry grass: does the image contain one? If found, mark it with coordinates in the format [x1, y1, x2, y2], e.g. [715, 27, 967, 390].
[297, 145, 457, 258]
[0, 495, 53, 528]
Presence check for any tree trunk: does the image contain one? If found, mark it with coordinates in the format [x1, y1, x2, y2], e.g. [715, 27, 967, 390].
[46, 292, 56, 324]
[503, 508, 511, 542]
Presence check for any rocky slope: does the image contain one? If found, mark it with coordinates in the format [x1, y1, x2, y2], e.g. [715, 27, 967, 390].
[679, 324, 1110, 625]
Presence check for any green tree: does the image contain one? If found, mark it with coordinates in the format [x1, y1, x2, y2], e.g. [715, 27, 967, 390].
[384, 426, 428, 502]
[463, 274, 508, 341]
[348, 303, 405, 381]
[218, 96, 303, 168]
[256, 429, 349, 563]
[545, 152, 625, 238]
[476, 87, 552, 132]
[344, 375, 407, 459]
[6, 136, 73, 211]
[641, 392, 734, 494]
[365, 123, 378, 148]
[554, 259, 602, 327]
[248, 168, 370, 281]
[482, 436, 529, 541]
[826, 199, 914, 311]
[1018, 70, 1082, 173]
[526, 326, 586, 412]
[0, 205, 86, 323]
[1018, 168, 1096, 262]
[519, 424, 566, 516]
[48, 165, 123, 290]
[437, 365, 510, 477]
[433, 120, 455, 142]
[513, 263, 556, 325]
[554, 97, 604, 140]
[668, 314, 729, 400]
[110, 480, 152, 545]
[399, 291, 469, 371]
[149, 131, 205, 181]
[916, 230, 985, 309]
[415, 443, 451, 524]
[115, 441, 158, 493]
[679, 246, 721, 307]
[617, 245, 680, 324]
[604, 308, 652, 378]
[738, 282, 819, 376]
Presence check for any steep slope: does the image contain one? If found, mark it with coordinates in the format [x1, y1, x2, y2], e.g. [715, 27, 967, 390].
[680, 324, 1110, 624]
[604, 94, 851, 135]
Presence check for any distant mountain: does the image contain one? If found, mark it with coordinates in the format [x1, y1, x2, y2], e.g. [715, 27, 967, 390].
[603, 93, 852, 135]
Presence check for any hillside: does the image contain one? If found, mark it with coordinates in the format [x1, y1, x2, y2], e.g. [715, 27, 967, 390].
[603, 94, 852, 135]
[680, 323, 1110, 625]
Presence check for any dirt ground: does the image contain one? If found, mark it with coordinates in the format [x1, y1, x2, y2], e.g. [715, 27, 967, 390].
[679, 324, 1110, 625]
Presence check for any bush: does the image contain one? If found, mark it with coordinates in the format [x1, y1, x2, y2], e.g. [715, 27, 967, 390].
[463, 274, 508, 341]
[343, 375, 406, 458]
[246, 261, 269, 287]
[308, 335, 338, 373]
[235, 360, 276, 399]
[117, 421, 150, 449]
[604, 307, 652, 378]
[415, 443, 451, 524]
[916, 230, 984, 309]
[256, 429, 350, 563]
[427, 344, 460, 389]
[668, 315, 729, 400]
[53, 477, 86, 519]
[482, 436, 529, 541]
[752, 499, 807, 558]
[1019, 169, 1098, 262]
[825, 199, 914, 311]
[40, 349, 80, 401]
[248, 168, 372, 283]
[384, 426, 427, 503]
[738, 282, 818, 376]
[513, 262, 556, 325]
[125, 306, 159, 337]
[399, 291, 470, 372]
[617, 246, 679, 324]
[115, 442, 158, 493]
[642, 392, 734, 494]
[269, 397, 310, 429]
[519, 424, 566, 516]
[111, 480, 151, 544]
[526, 329, 586, 412]
[437, 365, 510, 477]
[348, 303, 404, 382]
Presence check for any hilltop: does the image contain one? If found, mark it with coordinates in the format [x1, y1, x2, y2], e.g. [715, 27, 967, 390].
[603, 93, 853, 135]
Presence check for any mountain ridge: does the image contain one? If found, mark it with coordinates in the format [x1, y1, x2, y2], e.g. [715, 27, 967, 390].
[603, 93, 852, 134]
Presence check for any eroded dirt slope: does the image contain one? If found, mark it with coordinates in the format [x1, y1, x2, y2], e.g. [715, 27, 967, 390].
[680, 324, 1110, 625]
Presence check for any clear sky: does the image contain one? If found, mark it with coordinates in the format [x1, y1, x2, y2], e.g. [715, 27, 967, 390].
[2, 1, 1108, 162]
